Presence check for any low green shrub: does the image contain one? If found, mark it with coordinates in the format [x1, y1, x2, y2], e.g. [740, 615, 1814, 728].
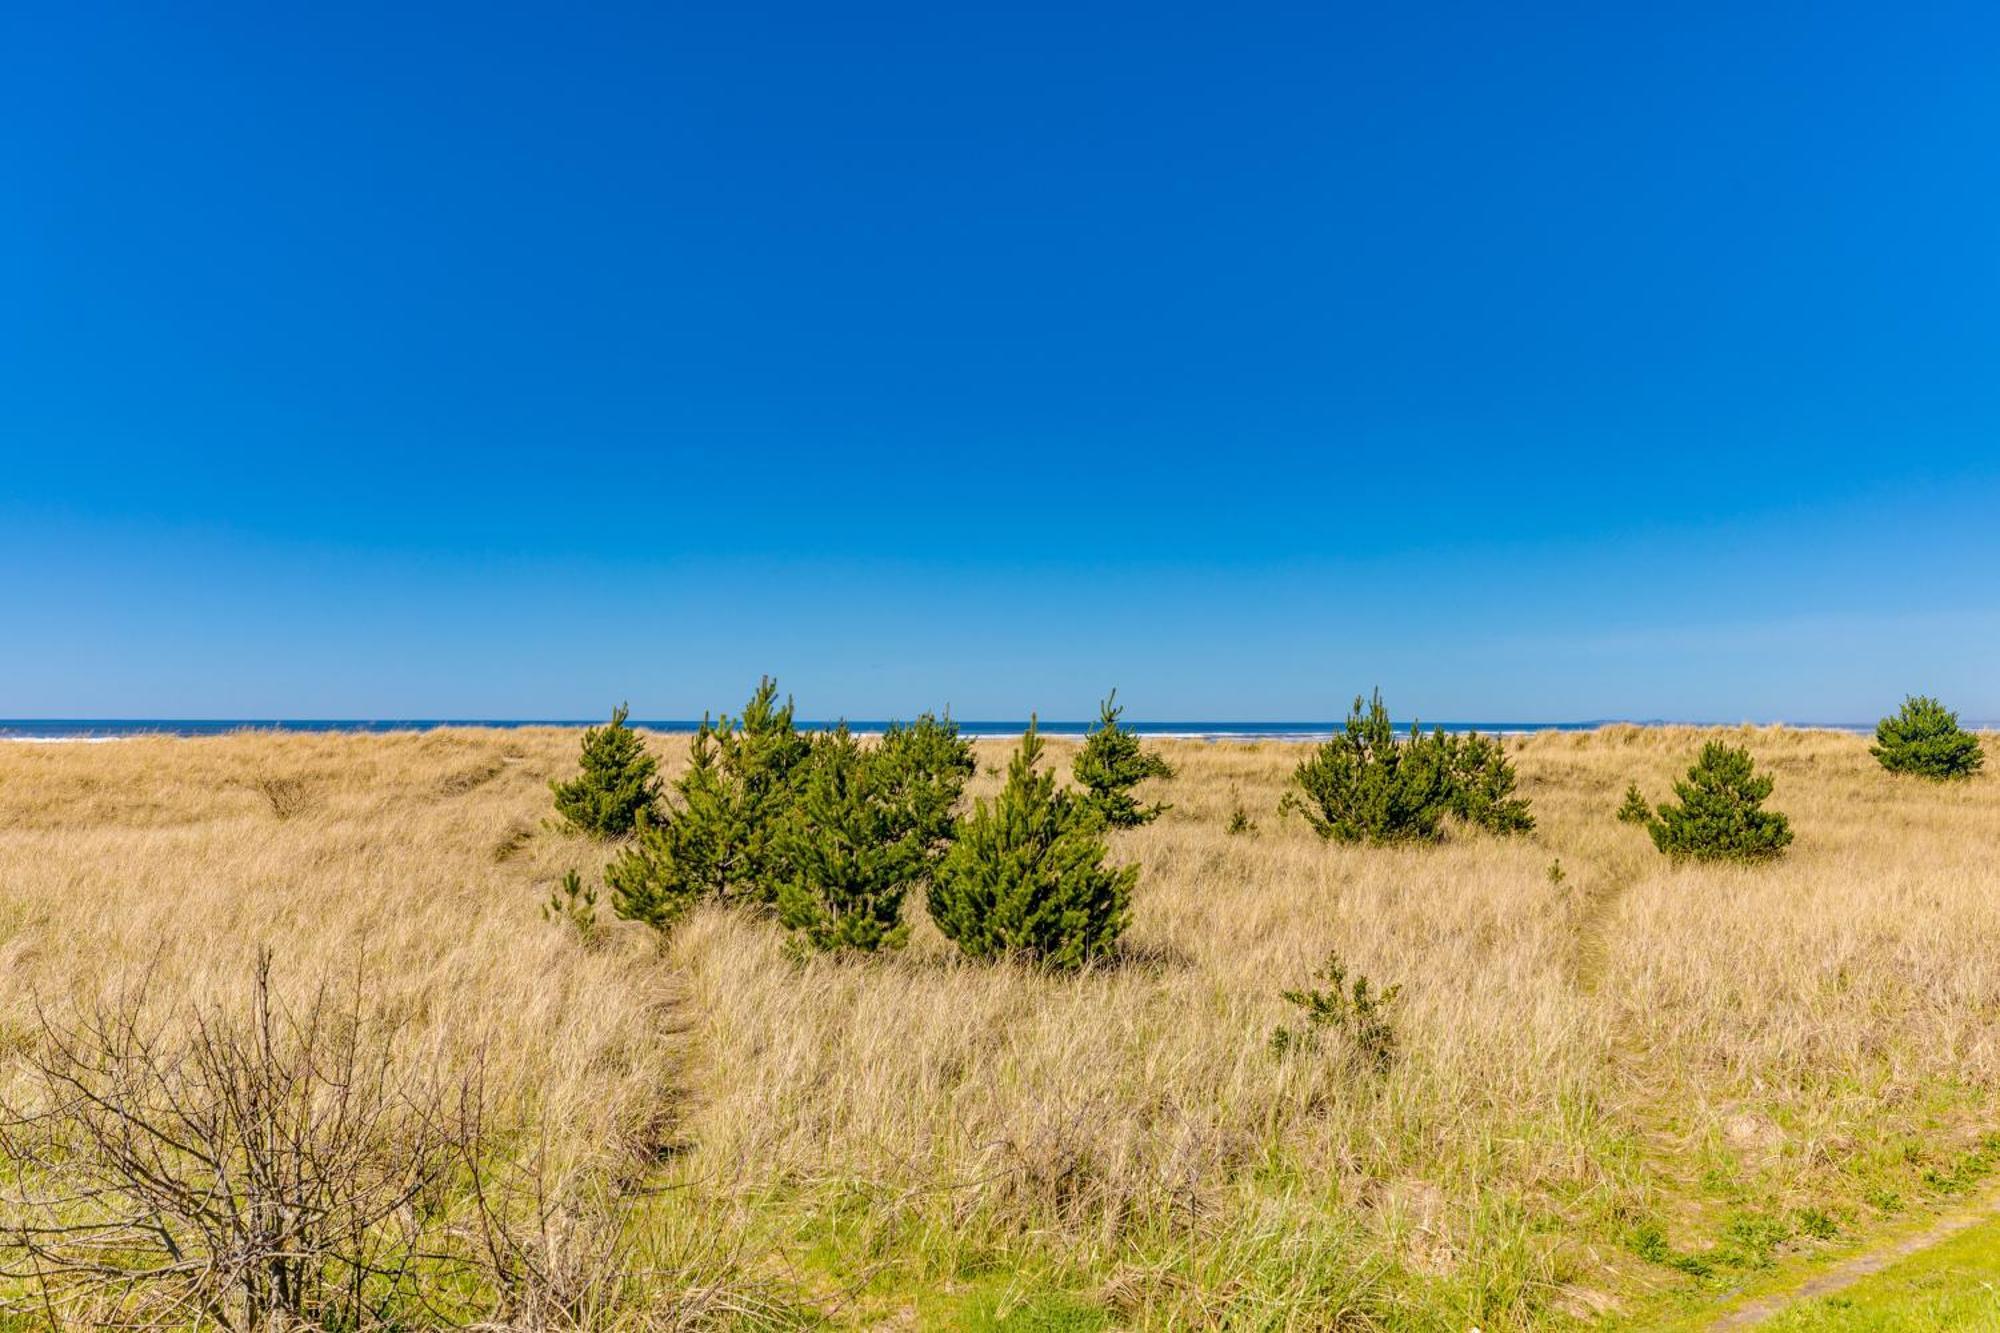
[1269, 953, 1401, 1074]
[1871, 694, 1985, 781]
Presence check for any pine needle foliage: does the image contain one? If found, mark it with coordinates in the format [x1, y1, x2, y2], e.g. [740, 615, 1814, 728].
[928, 720, 1135, 970]
[1615, 784, 1653, 825]
[549, 704, 659, 839]
[542, 868, 602, 946]
[873, 713, 977, 874]
[606, 677, 811, 932]
[711, 677, 814, 907]
[1640, 742, 1794, 863]
[1269, 954, 1402, 1075]
[1073, 690, 1175, 828]
[1285, 692, 1534, 844]
[773, 716, 973, 954]
[1434, 731, 1535, 835]
[1283, 690, 1451, 845]
[1871, 695, 1985, 781]
[604, 726, 726, 933]
[776, 727, 924, 953]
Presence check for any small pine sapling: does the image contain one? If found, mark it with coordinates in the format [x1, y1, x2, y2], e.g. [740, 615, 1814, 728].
[543, 868, 602, 946]
[606, 721, 730, 933]
[1615, 784, 1653, 825]
[776, 727, 925, 954]
[549, 704, 660, 838]
[711, 677, 813, 907]
[1642, 742, 1794, 863]
[1225, 795, 1257, 836]
[1871, 695, 1985, 781]
[1269, 953, 1402, 1075]
[1073, 689, 1176, 828]
[873, 712, 977, 875]
[1433, 730, 1535, 835]
[605, 677, 813, 932]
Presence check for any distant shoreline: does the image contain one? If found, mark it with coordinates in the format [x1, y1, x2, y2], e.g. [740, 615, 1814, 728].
[0, 718, 1900, 743]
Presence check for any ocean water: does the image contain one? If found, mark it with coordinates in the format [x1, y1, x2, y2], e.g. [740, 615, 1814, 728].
[0, 718, 1874, 742]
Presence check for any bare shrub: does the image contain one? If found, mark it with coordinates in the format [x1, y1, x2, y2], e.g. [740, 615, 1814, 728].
[0, 951, 477, 1330]
[461, 1137, 635, 1332]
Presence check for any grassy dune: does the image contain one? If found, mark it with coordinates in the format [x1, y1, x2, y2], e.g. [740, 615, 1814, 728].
[0, 725, 1995, 1328]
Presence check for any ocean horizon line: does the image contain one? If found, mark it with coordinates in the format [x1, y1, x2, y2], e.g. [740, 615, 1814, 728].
[0, 717, 1905, 742]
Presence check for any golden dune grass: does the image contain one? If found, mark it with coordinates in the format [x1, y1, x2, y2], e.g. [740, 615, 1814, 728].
[0, 725, 1995, 1328]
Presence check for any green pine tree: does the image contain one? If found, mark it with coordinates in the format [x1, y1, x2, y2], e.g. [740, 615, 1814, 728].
[1641, 742, 1794, 863]
[606, 676, 813, 932]
[1615, 784, 1653, 825]
[1432, 730, 1534, 835]
[873, 712, 977, 874]
[928, 720, 1136, 970]
[1283, 690, 1451, 845]
[1871, 695, 1985, 781]
[549, 704, 660, 838]
[776, 727, 925, 953]
[605, 720, 730, 932]
[1073, 689, 1175, 828]
[710, 676, 813, 906]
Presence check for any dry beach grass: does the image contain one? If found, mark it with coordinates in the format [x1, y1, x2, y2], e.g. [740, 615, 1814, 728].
[0, 725, 1995, 1328]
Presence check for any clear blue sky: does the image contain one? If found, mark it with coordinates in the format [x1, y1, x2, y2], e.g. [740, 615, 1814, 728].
[5, 2, 1998, 722]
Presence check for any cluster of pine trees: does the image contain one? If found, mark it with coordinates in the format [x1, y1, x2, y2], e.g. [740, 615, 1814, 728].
[1282, 689, 1535, 845]
[556, 687, 1987, 928]
[1278, 688, 1983, 867]
[549, 681, 1174, 968]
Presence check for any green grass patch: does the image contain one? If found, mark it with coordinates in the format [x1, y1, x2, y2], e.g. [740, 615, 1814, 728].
[918, 1278, 1113, 1331]
[1761, 1209, 2000, 1330]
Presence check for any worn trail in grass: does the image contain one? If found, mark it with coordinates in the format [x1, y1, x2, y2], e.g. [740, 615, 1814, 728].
[1703, 1190, 2000, 1329]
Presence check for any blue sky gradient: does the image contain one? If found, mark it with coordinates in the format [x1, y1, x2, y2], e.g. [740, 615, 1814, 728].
[5, 2, 1998, 720]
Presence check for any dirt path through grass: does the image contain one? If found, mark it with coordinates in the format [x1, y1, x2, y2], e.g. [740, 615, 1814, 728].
[1709, 1188, 2000, 1327]
[1569, 863, 1635, 993]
